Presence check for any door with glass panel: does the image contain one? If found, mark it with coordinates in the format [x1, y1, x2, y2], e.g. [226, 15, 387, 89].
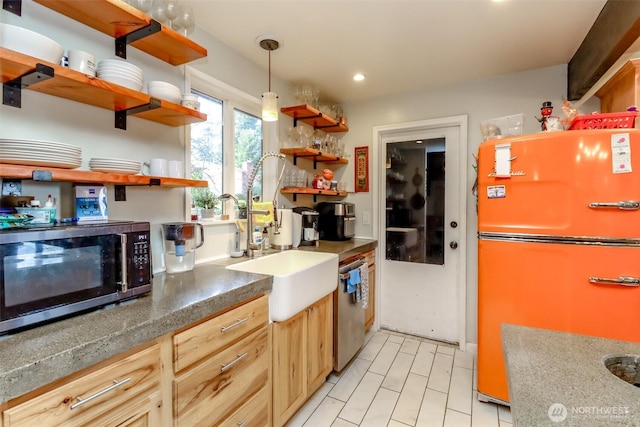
[381, 125, 461, 343]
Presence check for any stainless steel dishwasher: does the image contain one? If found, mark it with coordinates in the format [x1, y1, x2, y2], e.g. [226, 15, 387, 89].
[334, 256, 366, 372]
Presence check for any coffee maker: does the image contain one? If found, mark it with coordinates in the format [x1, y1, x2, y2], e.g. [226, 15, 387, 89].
[292, 207, 319, 246]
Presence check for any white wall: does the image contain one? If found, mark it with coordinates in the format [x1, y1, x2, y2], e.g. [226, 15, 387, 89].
[340, 65, 600, 345]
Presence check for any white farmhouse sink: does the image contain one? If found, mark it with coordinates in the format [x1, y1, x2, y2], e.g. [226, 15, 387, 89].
[226, 250, 338, 321]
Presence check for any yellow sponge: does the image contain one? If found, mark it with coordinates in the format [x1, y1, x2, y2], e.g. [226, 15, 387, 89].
[236, 219, 245, 232]
[252, 201, 274, 224]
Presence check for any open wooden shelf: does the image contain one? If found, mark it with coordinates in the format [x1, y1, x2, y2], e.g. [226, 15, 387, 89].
[33, 0, 207, 66]
[280, 147, 348, 168]
[1, 48, 206, 127]
[0, 164, 208, 188]
[281, 187, 348, 202]
[280, 105, 348, 133]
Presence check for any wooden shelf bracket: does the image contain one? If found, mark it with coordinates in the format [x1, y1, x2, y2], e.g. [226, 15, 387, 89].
[2, 0, 20, 15]
[115, 19, 162, 60]
[3, 63, 54, 108]
[115, 97, 161, 130]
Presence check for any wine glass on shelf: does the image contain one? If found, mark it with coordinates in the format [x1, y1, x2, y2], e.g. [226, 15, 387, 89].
[179, 3, 195, 36]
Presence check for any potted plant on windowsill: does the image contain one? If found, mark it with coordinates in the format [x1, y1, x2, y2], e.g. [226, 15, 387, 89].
[192, 188, 219, 219]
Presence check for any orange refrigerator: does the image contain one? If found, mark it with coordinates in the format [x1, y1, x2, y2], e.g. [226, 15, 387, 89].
[477, 129, 640, 405]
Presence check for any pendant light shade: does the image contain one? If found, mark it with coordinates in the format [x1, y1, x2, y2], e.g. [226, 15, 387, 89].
[258, 36, 280, 122]
[262, 91, 278, 121]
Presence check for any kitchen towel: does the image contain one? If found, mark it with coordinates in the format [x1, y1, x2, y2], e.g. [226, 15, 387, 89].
[359, 263, 369, 309]
[347, 267, 361, 294]
[252, 201, 274, 224]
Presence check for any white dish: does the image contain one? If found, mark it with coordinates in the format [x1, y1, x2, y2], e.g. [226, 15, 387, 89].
[90, 167, 140, 175]
[89, 157, 141, 165]
[97, 59, 143, 74]
[100, 75, 143, 91]
[0, 23, 64, 64]
[0, 156, 81, 169]
[0, 138, 82, 152]
[0, 150, 81, 162]
[97, 70, 143, 83]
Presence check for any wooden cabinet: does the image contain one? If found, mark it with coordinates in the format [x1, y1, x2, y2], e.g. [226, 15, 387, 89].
[364, 250, 376, 331]
[1, 295, 270, 427]
[2, 343, 161, 427]
[172, 295, 270, 426]
[272, 293, 333, 427]
[596, 59, 640, 113]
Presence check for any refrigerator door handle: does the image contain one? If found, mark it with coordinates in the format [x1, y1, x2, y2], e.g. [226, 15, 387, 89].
[588, 201, 640, 210]
[589, 276, 640, 287]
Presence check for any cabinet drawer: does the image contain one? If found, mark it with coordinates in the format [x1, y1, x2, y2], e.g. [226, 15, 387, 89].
[174, 326, 269, 426]
[218, 385, 269, 427]
[3, 344, 160, 427]
[173, 295, 268, 372]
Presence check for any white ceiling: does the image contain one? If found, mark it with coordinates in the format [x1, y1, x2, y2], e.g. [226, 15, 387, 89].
[190, 0, 608, 105]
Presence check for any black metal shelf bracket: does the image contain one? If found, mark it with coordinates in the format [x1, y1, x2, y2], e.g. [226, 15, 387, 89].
[292, 155, 298, 166]
[115, 19, 162, 59]
[115, 97, 161, 130]
[293, 112, 322, 128]
[3, 0, 20, 15]
[3, 63, 54, 108]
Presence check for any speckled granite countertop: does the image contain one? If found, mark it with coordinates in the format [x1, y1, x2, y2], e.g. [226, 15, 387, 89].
[503, 324, 640, 426]
[0, 238, 376, 403]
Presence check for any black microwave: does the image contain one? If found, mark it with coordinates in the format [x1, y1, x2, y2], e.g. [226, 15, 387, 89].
[0, 221, 152, 334]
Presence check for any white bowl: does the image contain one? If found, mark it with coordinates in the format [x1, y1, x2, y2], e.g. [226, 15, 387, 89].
[98, 59, 143, 75]
[149, 87, 181, 103]
[101, 75, 143, 91]
[148, 80, 180, 91]
[0, 23, 64, 64]
[97, 70, 144, 84]
[182, 93, 198, 102]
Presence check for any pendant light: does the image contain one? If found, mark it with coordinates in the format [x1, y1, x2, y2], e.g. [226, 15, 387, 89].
[258, 36, 280, 122]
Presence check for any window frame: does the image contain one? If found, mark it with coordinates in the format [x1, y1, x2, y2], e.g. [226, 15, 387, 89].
[184, 67, 262, 220]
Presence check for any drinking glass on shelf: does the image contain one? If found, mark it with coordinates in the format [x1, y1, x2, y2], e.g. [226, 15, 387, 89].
[150, 0, 168, 23]
[179, 4, 195, 35]
[296, 170, 308, 187]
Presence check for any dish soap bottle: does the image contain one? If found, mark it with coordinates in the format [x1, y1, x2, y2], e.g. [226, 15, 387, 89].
[262, 227, 270, 250]
[253, 226, 263, 247]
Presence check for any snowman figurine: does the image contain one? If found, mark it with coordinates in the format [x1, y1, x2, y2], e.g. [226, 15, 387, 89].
[536, 101, 554, 131]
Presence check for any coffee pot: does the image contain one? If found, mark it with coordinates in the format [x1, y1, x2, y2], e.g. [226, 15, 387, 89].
[161, 222, 204, 273]
[292, 207, 319, 246]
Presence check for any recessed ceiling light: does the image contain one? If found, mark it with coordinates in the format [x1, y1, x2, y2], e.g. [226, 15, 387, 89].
[416, 140, 423, 144]
[353, 73, 365, 82]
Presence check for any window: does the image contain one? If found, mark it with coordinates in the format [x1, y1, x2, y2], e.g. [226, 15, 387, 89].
[186, 68, 263, 217]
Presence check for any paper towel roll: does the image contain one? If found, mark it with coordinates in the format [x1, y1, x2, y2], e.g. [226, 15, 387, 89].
[271, 208, 292, 249]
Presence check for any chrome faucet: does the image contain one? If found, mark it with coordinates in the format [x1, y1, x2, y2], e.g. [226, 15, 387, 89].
[246, 152, 286, 257]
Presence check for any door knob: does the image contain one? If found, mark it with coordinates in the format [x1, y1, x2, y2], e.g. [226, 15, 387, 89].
[450, 221, 458, 228]
[450, 241, 458, 249]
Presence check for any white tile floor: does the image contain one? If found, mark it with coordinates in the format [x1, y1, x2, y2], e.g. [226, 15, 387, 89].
[286, 330, 512, 427]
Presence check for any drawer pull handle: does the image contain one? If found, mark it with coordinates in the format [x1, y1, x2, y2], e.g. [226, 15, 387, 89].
[237, 420, 249, 427]
[70, 377, 131, 410]
[589, 276, 640, 287]
[221, 352, 248, 372]
[221, 317, 249, 332]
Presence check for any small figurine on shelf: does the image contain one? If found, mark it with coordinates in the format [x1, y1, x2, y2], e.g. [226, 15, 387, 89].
[536, 101, 562, 131]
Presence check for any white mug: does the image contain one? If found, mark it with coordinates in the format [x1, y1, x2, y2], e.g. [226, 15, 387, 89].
[143, 158, 168, 176]
[67, 50, 95, 77]
[168, 160, 183, 178]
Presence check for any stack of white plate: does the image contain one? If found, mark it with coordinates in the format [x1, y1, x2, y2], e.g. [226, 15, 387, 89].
[0, 138, 81, 169]
[148, 81, 181, 103]
[89, 158, 141, 175]
[96, 59, 144, 91]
